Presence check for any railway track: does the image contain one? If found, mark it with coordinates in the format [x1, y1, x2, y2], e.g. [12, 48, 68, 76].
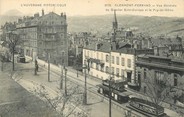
[39, 64, 144, 117]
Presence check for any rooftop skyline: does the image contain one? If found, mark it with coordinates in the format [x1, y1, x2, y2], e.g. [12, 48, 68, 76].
[0, 0, 184, 17]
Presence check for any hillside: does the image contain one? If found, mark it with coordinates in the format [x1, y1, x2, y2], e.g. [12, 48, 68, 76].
[67, 15, 184, 37]
[0, 14, 184, 37]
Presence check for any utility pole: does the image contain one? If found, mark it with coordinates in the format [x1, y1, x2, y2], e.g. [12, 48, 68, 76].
[83, 60, 87, 105]
[109, 45, 112, 117]
[0, 55, 3, 71]
[1, 60, 3, 71]
[48, 53, 50, 82]
[64, 67, 67, 96]
[77, 67, 79, 77]
[108, 10, 117, 117]
[60, 63, 63, 89]
[34, 59, 37, 75]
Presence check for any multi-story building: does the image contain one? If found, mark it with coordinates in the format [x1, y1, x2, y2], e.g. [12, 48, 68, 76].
[83, 11, 154, 89]
[16, 10, 68, 65]
[83, 41, 153, 86]
[136, 54, 184, 104]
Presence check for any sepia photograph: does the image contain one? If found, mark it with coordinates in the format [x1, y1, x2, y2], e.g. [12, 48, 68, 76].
[0, 0, 184, 117]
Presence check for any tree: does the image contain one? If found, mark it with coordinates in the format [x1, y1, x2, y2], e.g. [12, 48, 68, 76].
[143, 71, 171, 116]
[6, 31, 20, 71]
[32, 82, 90, 117]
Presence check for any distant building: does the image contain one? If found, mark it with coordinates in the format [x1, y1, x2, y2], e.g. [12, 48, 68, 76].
[106, 11, 134, 43]
[16, 10, 68, 65]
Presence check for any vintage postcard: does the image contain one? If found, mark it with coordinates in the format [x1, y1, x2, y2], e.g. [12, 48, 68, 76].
[0, 0, 184, 117]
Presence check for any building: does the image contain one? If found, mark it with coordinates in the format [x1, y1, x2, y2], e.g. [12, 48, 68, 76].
[16, 10, 68, 65]
[136, 54, 184, 104]
[83, 11, 154, 89]
[83, 41, 153, 86]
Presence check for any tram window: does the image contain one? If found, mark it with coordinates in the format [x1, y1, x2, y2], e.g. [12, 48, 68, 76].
[174, 74, 178, 86]
[100, 88, 103, 94]
[115, 94, 118, 100]
[144, 86, 147, 93]
[112, 93, 114, 97]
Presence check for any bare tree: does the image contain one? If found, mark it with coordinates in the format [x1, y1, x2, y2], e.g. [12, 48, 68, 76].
[143, 71, 171, 116]
[32, 82, 90, 117]
[6, 31, 20, 71]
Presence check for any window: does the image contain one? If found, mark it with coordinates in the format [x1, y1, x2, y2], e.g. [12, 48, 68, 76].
[155, 71, 164, 84]
[106, 55, 109, 62]
[106, 66, 109, 73]
[174, 74, 178, 86]
[112, 56, 114, 64]
[96, 64, 98, 70]
[91, 63, 94, 68]
[144, 69, 147, 79]
[101, 66, 104, 72]
[112, 67, 114, 74]
[127, 59, 131, 68]
[138, 72, 141, 85]
[116, 68, 119, 76]
[144, 86, 147, 93]
[121, 58, 125, 66]
[121, 69, 124, 77]
[116, 57, 119, 65]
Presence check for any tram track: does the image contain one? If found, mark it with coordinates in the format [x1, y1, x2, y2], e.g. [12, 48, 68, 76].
[39, 65, 144, 117]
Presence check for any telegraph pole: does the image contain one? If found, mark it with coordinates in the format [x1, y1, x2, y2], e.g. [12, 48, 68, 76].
[60, 64, 63, 89]
[48, 53, 50, 82]
[64, 67, 67, 96]
[83, 60, 87, 105]
[109, 45, 112, 117]
[34, 59, 37, 75]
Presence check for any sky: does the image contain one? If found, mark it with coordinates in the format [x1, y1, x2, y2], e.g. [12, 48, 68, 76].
[0, 0, 183, 17]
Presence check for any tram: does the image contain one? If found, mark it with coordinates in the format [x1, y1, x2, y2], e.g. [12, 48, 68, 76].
[97, 79, 131, 103]
[97, 80, 166, 117]
[127, 97, 165, 117]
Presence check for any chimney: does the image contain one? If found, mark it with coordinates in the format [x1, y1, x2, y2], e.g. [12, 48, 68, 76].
[63, 12, 66, 20]
[61, 12, 63, 17]
[154, 46, 159, 56]
[18, 19, 22, 23]
[42, 9, 44, 16]
[147, 38, 152, 49]
[34, 13, 39, 18]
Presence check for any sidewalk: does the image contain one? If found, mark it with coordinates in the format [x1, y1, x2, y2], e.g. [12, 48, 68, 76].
[16, 59, 126, 117]
[0, 63, 59, 117]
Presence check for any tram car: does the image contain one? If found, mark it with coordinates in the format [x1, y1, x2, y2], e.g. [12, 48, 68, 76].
[97, 79, 131, 103]
[127, 97, 166, 117]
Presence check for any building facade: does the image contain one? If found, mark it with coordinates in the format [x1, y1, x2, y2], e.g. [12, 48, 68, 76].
[16, 10, 68, 65]
[83, 42, 153, 87]
[136, 54, 184, 103]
